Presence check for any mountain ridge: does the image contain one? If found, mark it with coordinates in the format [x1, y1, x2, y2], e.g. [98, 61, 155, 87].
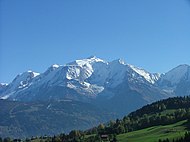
[0, 56, 189, 116]
[0, 56, 190, 139]
[1, 56, 162, 100]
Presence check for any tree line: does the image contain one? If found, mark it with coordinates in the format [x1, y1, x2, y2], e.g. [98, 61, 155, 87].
[86, 96, 190, 135]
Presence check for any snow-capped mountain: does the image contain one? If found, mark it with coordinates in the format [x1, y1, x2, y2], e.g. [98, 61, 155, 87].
[0, 56, 189, 116]
[158, 64, 190, 87]
[0, 56, 162, 101]
[157, 64, 190, 96]
[128, 64, 161, 84]
[1, 57, 189, 138]
[0, 71, 40, 99]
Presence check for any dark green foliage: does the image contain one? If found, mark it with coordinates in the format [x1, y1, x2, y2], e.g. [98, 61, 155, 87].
[3, 138, 11, 142]
[129, 96, 190, 118]
[159, 132, 190, 142]
[84, 96, 190, 141]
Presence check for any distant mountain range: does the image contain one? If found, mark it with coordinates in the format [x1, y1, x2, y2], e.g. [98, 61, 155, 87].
[0, 56, 190, 138]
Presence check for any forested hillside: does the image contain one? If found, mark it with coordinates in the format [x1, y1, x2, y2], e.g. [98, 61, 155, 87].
[1, 96, 190, 142]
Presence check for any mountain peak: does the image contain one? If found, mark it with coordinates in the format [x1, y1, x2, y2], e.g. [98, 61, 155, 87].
[85, 56, 105, 62]
[117, 58, 126, 65]
[16, 70, 40, 79]
[4, 70, 40, 94]
[87, 55, 97, 59]
[51, 64, 60, 68]
[26, 71, 40, 77]
[43, 64, 60, 76]
[175, 64, 189, 69]
[166, 64, 189, 76]
[111, 58, 126, 65]
[160, 64, 190, 86]
[68, 56, 106, 67]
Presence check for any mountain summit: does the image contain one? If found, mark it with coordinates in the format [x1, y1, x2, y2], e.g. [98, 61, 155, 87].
[0, 57, 189, 116]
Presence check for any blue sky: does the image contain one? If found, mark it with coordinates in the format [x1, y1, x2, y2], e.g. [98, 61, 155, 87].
[0, 0, 190, 83]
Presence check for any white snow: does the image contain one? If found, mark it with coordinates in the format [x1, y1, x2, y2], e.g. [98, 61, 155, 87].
[1, 95, 10, 99]
[0, 92, 15, 99]
[129, 65, 160, 84]
[52, 64, 60, 68]
[66, 66, 81, 80]
[33, 72, 40, 77]
[68, 56, 106, 67]
[0, 83, 8, 86]
[118, 58, 126, 65]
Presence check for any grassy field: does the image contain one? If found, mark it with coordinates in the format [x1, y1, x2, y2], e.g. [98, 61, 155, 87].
[117, 120, 188, 142]
[30, 120, 188, 142]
